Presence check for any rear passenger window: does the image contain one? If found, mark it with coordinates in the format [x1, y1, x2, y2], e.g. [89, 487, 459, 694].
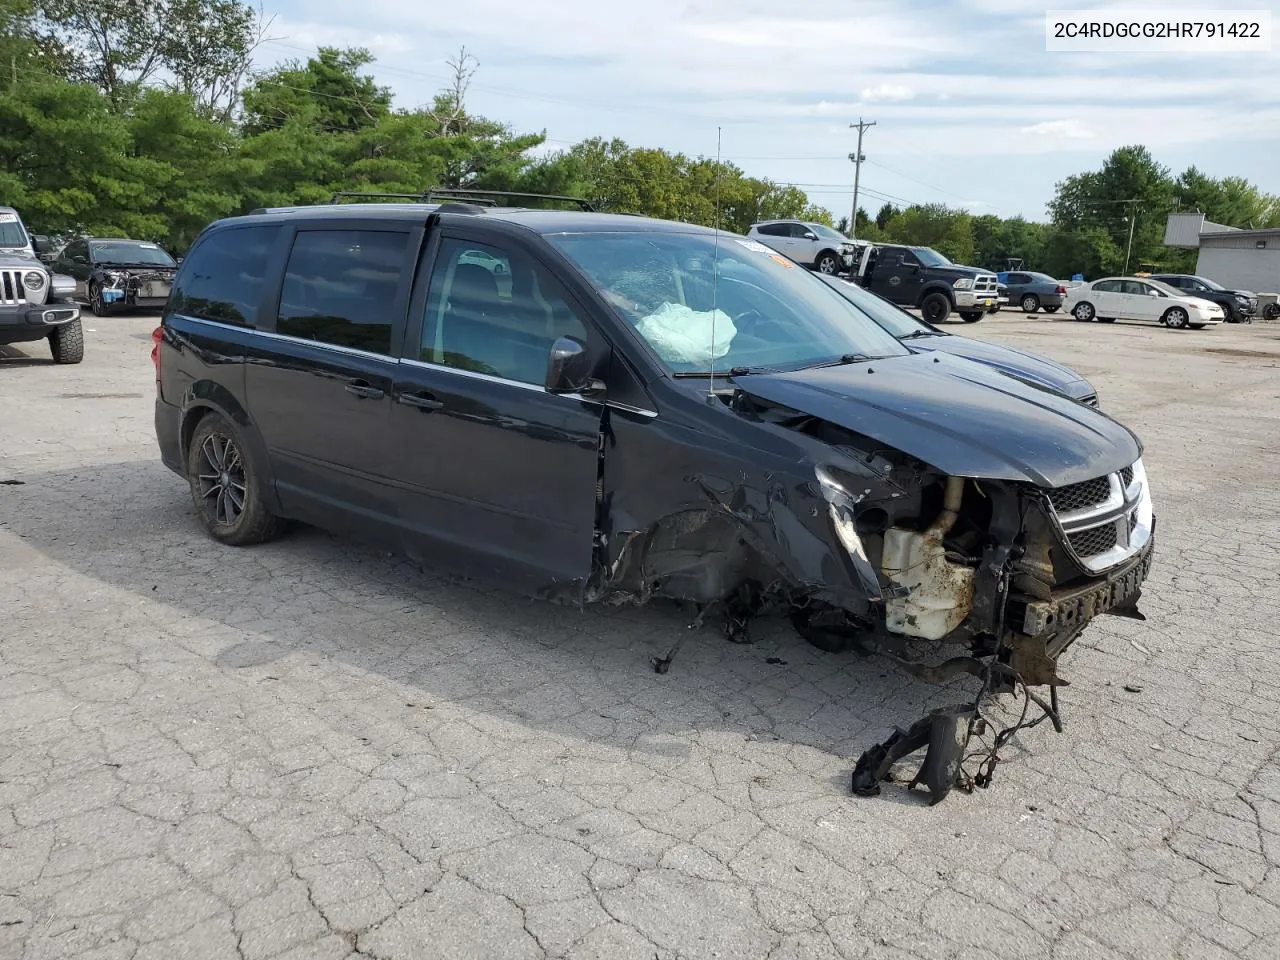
[277, 229, 409, 355]
[420, 238, 588, 386]
[171, 225, 279, 327]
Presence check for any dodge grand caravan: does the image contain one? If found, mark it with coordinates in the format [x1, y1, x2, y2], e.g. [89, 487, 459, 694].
[154, 200, 1155, 792]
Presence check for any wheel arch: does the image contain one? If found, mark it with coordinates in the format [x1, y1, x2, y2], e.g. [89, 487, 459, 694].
[917, 283, 954, 307]
[814, 248, 842, 268]
[178, 381, 283, 513]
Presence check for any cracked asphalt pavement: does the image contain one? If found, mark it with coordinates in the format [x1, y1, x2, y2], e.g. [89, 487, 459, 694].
[2, 314, 1280, 959]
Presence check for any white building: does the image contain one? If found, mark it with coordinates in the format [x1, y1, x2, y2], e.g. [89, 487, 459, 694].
[1164, 212, 1280, 293]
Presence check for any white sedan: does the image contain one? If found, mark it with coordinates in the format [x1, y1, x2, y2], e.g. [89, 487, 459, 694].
[1062, 277, 1225, 329]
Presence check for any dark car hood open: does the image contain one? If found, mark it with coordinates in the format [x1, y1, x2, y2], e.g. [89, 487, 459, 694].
[734, 352, 1139, 488]
[905, 333, 1094, 400]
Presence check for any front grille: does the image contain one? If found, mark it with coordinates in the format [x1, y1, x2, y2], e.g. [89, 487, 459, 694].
[973, 275, 998, 294]
[1120, 465, 1134, 489]
[1047, 476, 1111, 514]
[1068, 524, 1118, 557]
[1, 269, 27, 304]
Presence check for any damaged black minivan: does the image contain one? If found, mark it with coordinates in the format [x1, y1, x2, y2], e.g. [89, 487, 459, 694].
[155, 200, 1154, 758]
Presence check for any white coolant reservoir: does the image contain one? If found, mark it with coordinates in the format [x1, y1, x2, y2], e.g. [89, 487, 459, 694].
[880, 476, 976, 641]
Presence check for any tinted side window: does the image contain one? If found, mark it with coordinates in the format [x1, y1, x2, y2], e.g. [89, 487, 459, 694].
[755, 223, 786, 237]
[171, 226, 280, 328]
[787, 223, 812, 238]
[898, 249, 920, 266]
[277, 229, 409, 355]
[1122, 281, 1150, 295]
[420, 237, 588, 386]
[1092, 280, 1118, 293]
[1009, 272, 1030, 284]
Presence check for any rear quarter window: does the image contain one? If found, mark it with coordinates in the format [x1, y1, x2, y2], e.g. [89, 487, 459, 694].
[170, 225, 281, 327]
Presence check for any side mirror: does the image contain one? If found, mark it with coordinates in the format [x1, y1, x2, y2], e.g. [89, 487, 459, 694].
[803, 232, 818, 241]
[32, 235, 52, 253]
[1148, 290, 1161, 297]
[545, 336, 600, 396]
[73, 254, 87, 264]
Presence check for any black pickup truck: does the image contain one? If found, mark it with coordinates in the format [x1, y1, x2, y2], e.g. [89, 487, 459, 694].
[852, 243, 1000, 323]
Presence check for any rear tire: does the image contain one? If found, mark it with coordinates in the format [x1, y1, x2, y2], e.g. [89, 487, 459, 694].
[960, 312, 983, 323]
[920, 292, 952, 323]
[1021, 294, 1040, 312]
[186, 413, 286, 546]
[1072, 301, 1095, 322]
[48, 319, 84, 364]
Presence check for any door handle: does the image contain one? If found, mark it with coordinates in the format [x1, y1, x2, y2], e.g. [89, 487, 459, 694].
[344, 381, 384, 400]
[395, 391, 444, 411]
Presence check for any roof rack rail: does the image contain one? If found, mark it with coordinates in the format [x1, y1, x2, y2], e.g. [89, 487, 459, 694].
[327, 189, 594, 212]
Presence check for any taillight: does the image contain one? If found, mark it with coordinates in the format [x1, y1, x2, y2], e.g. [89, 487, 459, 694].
[151, 326, 163, 380]
[1056, 285, 1067, 295]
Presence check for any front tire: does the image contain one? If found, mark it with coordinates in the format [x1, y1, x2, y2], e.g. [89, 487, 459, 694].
[89, 282, 112, 317]
[815, 251, 840, 275]
[1163, 307, 1189, 329]
[1021, 294, 1040, 312]
[920, 291, 952, 323]
[960, 312, 983, 323]
[186, 414, 286, 546]
[1072, 301, 1095, 322]
[48, 319, 84, 364]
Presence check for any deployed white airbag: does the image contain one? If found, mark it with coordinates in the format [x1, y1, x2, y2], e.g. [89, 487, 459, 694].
[635, 302, 736, 366]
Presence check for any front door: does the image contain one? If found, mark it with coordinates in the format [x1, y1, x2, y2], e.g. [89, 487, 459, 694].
[1124, 280, 1163, 321]
[387, 230, 605, 595]
[244, 224, 416, 539]
[874, 249, 923, 304]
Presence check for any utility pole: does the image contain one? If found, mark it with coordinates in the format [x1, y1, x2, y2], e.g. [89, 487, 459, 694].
[848, 118, 875, 240]
[1124, 207, 1138, 275]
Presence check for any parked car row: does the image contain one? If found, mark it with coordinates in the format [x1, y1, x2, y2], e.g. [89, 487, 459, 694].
[1063, 277, 1226, 329]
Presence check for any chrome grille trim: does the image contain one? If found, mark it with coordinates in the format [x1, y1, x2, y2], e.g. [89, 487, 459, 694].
[1, 269, 27, 305]
[1045, 459, 1153, 573]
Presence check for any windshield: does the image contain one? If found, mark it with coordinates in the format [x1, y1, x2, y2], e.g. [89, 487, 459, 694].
[549, 231, 908, 374]
[91, 240, 176, 267]
[0, 218, 27, 248]
[820, 276, 929, 338]
[912, 247, 951, 267]
[1192, 275, 1225, 291]
[808, 224, 847, 241]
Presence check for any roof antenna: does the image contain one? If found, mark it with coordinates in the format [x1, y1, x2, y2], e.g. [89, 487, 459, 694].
[707, 126, 723, 403]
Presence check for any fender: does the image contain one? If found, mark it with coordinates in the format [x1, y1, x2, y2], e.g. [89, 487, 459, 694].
[178, 379, 283, 515]
[917, 282, 955, 306]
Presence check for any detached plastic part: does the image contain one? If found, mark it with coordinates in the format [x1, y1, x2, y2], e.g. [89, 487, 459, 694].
[851, 704, 976, 805]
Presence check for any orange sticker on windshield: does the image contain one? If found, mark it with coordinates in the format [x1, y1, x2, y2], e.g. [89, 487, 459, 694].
[770, 254, 796, 269]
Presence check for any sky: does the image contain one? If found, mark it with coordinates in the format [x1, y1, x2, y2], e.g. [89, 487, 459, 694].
[257, 0, 1280, 222]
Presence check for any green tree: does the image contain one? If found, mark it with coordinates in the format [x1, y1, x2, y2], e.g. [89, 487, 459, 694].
[882, 203, 975, 264]
[38, 0, 262, 114]
[1175, 166, 1280, 229]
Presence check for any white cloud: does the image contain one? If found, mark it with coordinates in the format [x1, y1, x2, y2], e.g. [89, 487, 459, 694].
[1020, 119, 1096, 140]
[860, 84, 915, 103]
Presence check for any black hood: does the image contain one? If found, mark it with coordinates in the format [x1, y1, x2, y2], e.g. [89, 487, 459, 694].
[905, 333, 1095, 400]
[929, 264, 989, 280]
[734, 351, 1139, 488]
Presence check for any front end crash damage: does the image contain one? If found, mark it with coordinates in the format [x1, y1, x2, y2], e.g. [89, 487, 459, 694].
[586, 387, 1155, 803]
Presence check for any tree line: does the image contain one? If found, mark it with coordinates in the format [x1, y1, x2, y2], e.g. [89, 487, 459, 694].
[4, 0, 1278, 278]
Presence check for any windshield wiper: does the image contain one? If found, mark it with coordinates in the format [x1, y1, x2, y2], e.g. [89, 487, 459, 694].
[673, 365, 773, 378]
[899, 330, 937, 340]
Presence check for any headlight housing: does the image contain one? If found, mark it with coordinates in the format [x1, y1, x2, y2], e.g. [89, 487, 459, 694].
[953, 278, 973, 290]
[815, 466, 869, 562]
[1234, 294, 1250, 303]
[23, 271, 45, 290]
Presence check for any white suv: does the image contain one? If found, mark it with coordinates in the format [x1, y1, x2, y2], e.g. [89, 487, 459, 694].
[747, 220, 856, 274]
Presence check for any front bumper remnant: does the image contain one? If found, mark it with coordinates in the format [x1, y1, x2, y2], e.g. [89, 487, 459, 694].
[852, 705, 979, 805]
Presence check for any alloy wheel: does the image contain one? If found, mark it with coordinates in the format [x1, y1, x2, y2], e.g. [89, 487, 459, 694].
[196, 433, 247, 526]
